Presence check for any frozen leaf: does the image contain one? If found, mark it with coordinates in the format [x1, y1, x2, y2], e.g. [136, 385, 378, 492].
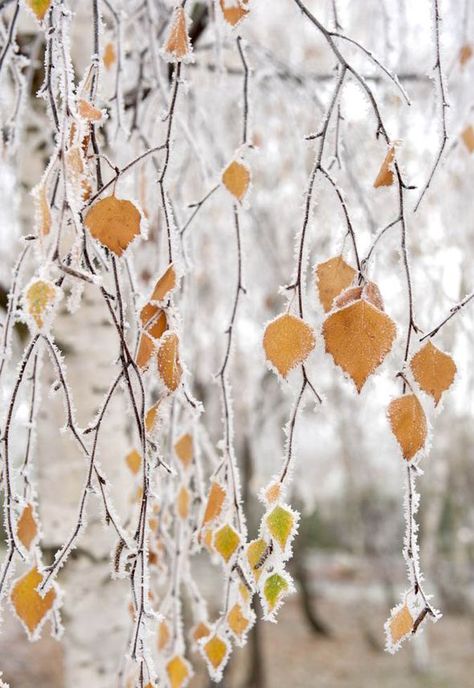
[145, 401, 161, 433]
[246, 538, 268, 582]
[388, 604, 413, 645]
[202, 527, 214, 552]
[166, 655, 192, 688]
[263, 313, 315, 378]
[227, 603, 250, 638]
[333, 281, 384, 311]
[103, 42, 117, 70]
[136, 332, 155, 370]
[323, 299, 396, 392]
[126, 449, 141, 475]
[202, 634, 229, 673]
[175, 433, 193, 469]
[157, 619, 171, 650]
[192, 621, 211, 643]
[25, 280, 57, 329]
[213, 524, 240, 563]
[17, 504, 38, 551]
[140, 304, 168, 340]
[78, 99, 103, 122]
[316, 256, 356, 312]
[177, 485, 190, 519]
[388, 394, 427, 461]
[85, 195, 141, 256]
[374, 146, 395, 187]
[265, 504, 297, 552]
[459, 43, 473, 66]
[35, 184, 51, 237]
[202, 482, 226, 526]
[220, 0, 249, 26]
[162, 7, 192, 61]
[150, 264, 177, 303]
[10, 568, 56, 638]
[157, 332, 182, 392]
[461, 125, 474, 153]
[410, 341, 456, 405]
[222, 160, 250, 201]
[262, 571, 290, 615]
[263, 481, 281, 505]
[26, 0, 51, 21]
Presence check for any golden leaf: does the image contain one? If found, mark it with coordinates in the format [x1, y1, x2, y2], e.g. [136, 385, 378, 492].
[227, 603, 249, 638]
[140, 304, 168, 340]
[163, 7, 191, 61]
[246, 538, 267, 582]
[374, 146, 395, 188]
[316, 256, 356, 312]
[202, 482, 226, 526]
[103, 42, 117, 70]
[220, 0, 249, 26]
[410, 341, 456, 406]
[388, 394, 427, 460]
[222, 160, 250, 201]
[203, 635, 228, 670]
[157, 619, 171, 650]
[145, 401, 161, 433]
[177, 485, 190, 520]
[26, 0, 51, 21]
[78, 99, 103, 122]
[262, 572, 288, 612]
[85, 196, 141, 256]
[136, 332, 156, 370]
[323, 299, 396, 392]
[214, 524, 240, 563]
[157, 332, 182, 392]
[151, 264, 177, 303]
[192, 621, 211, 643]
[265, 505, 295, 551]
[175, 433, 193, 469]
[461, 125, 474, 153]
[459, 43, 473, 66]
[263, 313, 315, 378]
[10, 568, 56, 636]
[36, 184, 51, 237]
[126, 449, 141, 475]
[17, 504, 38, 551]
[166, 655, 191, 688]
[389, 604, 413, 644]
[25, 280, 57, 329]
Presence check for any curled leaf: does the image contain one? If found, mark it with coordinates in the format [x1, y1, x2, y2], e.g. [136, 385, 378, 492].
[150, 263, 177, 303]
[246, 538, 267, 582]
[388, 394, 427, 461]
[103, 42, 117, 70]
[263, 313, 315, 378]
[374, 145, 395, 188]
[157, 332, 182, 391]
[78, 99, 103, 122]
[461, 125, 474, 153]
[177, 485, 190, 520]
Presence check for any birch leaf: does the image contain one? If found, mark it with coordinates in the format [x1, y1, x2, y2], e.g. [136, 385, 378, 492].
[26, 0, 51, 21]
[157, 332, 182, 392]
[177, 485, 190, 519]
[222, 160, 250, 201]
[10, 568, 56, 638]
[150, 264, 177, 303]
[126, 449, 141, 475]
[145, 401, 161, 433]
[316, 256, 356, 312]
[175, 433, 193, 469]
[202, 482, 226, 526]
[388, 394, 427, 460]
[220, 0, 249, 27]
[78, 99, 103, 122]
[163, 7, 191, 61]
[263, 313, 315, 378]
[410, 341, 456, 405]
[85, 196, 141, 256]
[323, 299, 396, 392]
[265, 504, 296, 552]
[166, 655, 192, 688]
[214, 524, 240, 563]
[103, 42, 117, 70]
[262, 572, 289, 614]
[388, 604, 413, 644]
[192, 621, 211, 643]
[25, 280, 57, 329]
[35, 184, 51, 237]
[374, 146, 395, 187]
[202, 635, 229, 672]
[461, 125, 474, 153]
[140, 304, 168, 340]
[246, 538, 267, 582]
[17, 504, 38, 551]
[157, 619, 171, 650]
[227, 603, 250, 638]
[136, 332, 155, 370]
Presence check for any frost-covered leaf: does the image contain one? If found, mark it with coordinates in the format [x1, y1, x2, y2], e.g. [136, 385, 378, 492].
[17, 504, 38, 551]
[323, 298, 396, 392]
[334, 281, 384, 311]
[10, 568, 56, 639]
[162, 7, 192, 61]
[262, 481, 281, 505]
[145, 401, 161, 433]
[202, 482, 226, 526]
[389, 604, 413, 643]
[263, 313, 315, 378]
[220, 0, 249, 27]
[157, 619, 171, 650]
[24, 279, 57, 330]
[213, 524, 240, 563]
[192, 621, 211, 644]
[34, 183, 51, 237]
[261, 570, 292, 619]
[227, 602, 251, 640]
[316, 256, 356, 312]
[26, 0, 51, 21]
[157, 332, 182, 392]
[150, 264, 177, 303]
[410, 341, 456, 405]
[78, 99, 103, 122]
[140, 304, 168, 340]
[177, 485, 190, 519]
[125, 449, 141, 475]
[166, 655, 192, 688]
[175, 433, 193, 469]
[201, 634, 230, 678]
[222, 160, 250, 201]
[265, 504, 297, 553]
[388, 394, 427, 460]
[136, 332, 155, 370]
[246, 538, 268, 582]
[103, 42, 117, 70]
[85, 195, 141, 256]
[374, 145, 395, 187]
[461, 125, 474, 153]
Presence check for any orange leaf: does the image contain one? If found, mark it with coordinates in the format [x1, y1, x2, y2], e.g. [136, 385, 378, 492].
[388, 394, 427, 460]
[374, 146, 395, 188]
[316, 256, 356, 312]
[103, 42, 117, 70]
[35, 184, 51, 237]
[126, 449, 141, 475]
[26, 0, 51, 21]
[227, 603, 250, 638]
[263, 313, 315, 378]
[461, 125, 474, 153]
[222, 160, 250, 201]
[17, 504, 38, 551]
[323, 298, 396, 392]
[333, 281, 384, 311]
[202, 482, 226, 526]
[163, 7, 191, 61]
[177, 485, 190, 520]
[136, 332, 156, 370]
[192, 621, 211, 643]
[157, 332, 182, 391]
[410, 341, 456, 406]
[150, 264, 177, 303]
[145, 400, 161, 433]
[175, 433, 193, 469]
[220, 0, 249, 26]
[389, 604, 413, 644]
[85, 195, 141, 256]
[166, 655, 192, 688]
[10, 568, 56, 637]
[202, 634, 229, 671]
[78, 99, 103, 122]
[140, 304, 168, 340]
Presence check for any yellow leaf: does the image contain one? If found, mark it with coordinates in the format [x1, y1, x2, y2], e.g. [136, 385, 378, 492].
[389, 604, 413, 644]
[26, 0, 51, 21]
[222, 160, 250, 201]
[192, 621, 211, 643]
[103, 42, 117, 70]
[25, 280, 57, 329]
[227, 603, 249, 638]
[166, 655, 191, 688]
[220, 0, 249, 26]
[214, 524, 240, 563]
[78, 99, 103, 122]
[202, 482, 226, 526]
[17, 504, 38, 551]
[163, 7, 191, 61]
[10, 568, 56, 637]
[145, 400, 161, 433]
[202, 635, 229, 670]
[85, 195, 141, 257]
[374, 146, 395, 187]
[263, 313, 315, 378]
[265, 504, 296, 552]
[151, 264, 177, 303]
[388, 394, 427, 461]
[262, 572, 289, 612]
[461, 125, 474, 153]
[410, 341, 456, 406]
[175, 433, 193, 469]
[316, 256, 356, 312]
[157, 332, 182, 392]
[323, 298, 396, 392]
[157, 619, 171, 650]
[177, 485, 190, 520]
[246, 538, 267, 582]
[126, 449, 141, 475]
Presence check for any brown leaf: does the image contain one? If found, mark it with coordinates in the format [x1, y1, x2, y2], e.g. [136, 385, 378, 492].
[85, 195, 141, 256]
[220, 0, 249, 27]
[323, 299, 396, 392]
[388, 394, 427, 460]
[316, 256, 356, 312]
[374, 146, 395, 188]
[461, 125, 474, 153]
[263, 313, 315, 378]
[410, 341, 456, 406]
[175, 433, 193, 469]
[10, 568, 56, 637]
[17, 504, 38, 551]
[222, 160, 250, 201]
[163, 7, 191, 61]
[157, 332, 182, 392]
[150, 264, 177, 303]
